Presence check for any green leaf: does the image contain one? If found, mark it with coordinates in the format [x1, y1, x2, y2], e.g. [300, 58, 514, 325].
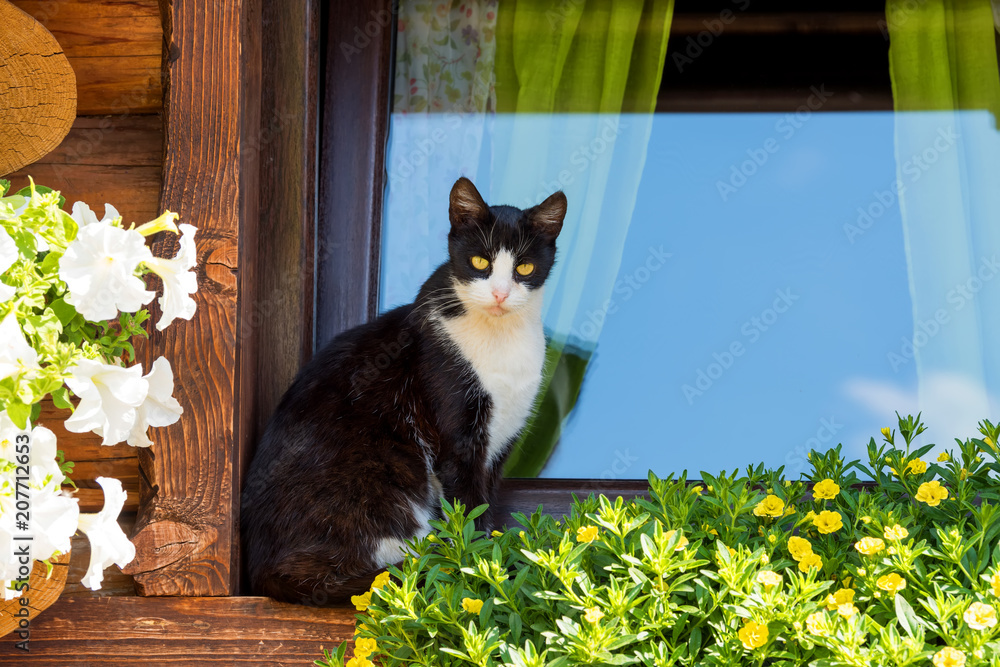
[48, 298, 77, 327]
[895, 593, 921, 639]
[51, 386, 72, 410]
[6, 400, 31, 429]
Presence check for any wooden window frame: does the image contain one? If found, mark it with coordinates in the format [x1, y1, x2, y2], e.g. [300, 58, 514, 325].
[127, 0, 649, 600]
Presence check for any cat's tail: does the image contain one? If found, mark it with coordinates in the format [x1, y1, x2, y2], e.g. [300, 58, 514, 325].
[253, 554, 389, 607]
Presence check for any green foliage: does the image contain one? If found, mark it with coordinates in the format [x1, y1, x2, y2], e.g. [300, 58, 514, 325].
[320, 415, 1000, 667]
[0, 179, 151, 427]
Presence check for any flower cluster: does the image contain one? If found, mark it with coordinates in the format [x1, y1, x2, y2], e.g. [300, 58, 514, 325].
[318, 414, 1000, 667]
[0, 180, 197, 595]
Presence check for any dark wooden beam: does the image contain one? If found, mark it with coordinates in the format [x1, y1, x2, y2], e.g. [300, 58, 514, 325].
[0, 596, 355, 665]
[124, 0, 254, 596]
[315, 0, 395, 348]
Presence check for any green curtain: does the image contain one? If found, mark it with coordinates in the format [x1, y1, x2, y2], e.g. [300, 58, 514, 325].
[886, 0, 1000, 433]
[887, 0, 1000, 117]
[494, 0, 674, 477]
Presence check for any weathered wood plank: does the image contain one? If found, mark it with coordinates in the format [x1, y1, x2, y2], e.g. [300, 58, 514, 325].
[6, 162, 161, 229]
[0, 0, 77, 176]
[10, 0, 162, 115]
[124, 0, 245, 596]
[0, 596, 356, 664]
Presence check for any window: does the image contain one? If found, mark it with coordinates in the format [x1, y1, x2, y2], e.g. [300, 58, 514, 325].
[376, 0, 1000, 479]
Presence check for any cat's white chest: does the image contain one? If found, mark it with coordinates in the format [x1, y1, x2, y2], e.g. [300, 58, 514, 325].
[439, 309, 546, 466]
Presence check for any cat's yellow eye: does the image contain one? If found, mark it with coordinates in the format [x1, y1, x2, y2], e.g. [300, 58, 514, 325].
[516, 263, 535, 276]
[471, 256, 490, 270]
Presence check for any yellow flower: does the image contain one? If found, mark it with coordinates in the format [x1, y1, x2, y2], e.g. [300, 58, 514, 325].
[960, 468, 969, 480]
[813, 510, 843, 534]
[753, 495, 785, 518]
[855, 537, 885, 556]
[860, 515, 872, 524]
[787, 536, 813, 561]
[991, 572, 1000, 597]
[964, 602, 998, 630]
[577, 525, 599, 543]
[932, 647, 966, 667]
[837, 603, 859, 618]
[738, 620, 769, 650]
[884, 524, 909, 541]
[584, 606, 604, 624]
[798, 552, 822, 572]
[354, 637, 378, 659]
[915, 480, 949, 506]
[906, 458, 927, 475]
[984, 436, 996, 451]
[938, 452, 951, 462]
[812, 479, 840, 500]
[665, 529, 689, 551]
[351, 591, 372, 611]
[757, 570, 782, 590]
[346, 658, 374, 667]
[491, 530, 503, 537]
[882, 427, 893, 442]
[806, 611, 829, 636]
[804, 510, 817, 522]
[691, 485, 703, 495]
[707, 485, 714, 492]
[876, 573, 907, 595]
[767, 534, 777, 544]
[709, 528, 719, 536]
[825, 588, 855, 611]
[462, 597, 484, 614]
[370, 571, 391, 591]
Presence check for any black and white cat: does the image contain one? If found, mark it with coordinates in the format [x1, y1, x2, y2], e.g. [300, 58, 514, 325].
[241, 178, 566, 604]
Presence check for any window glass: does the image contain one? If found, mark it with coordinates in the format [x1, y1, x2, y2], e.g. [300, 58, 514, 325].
[380, 0, 1000, 479]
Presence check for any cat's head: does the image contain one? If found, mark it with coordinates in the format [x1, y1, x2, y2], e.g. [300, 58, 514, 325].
[447, 177, 566, 319]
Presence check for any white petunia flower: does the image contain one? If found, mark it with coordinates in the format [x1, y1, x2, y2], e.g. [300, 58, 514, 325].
[0, 312, 39, 382]
[127, 357, 183, 448]
[143, 224, 198, 331]
[29, 487, 79, 563]
[0, 413, 63, 492]
[0, 225, 17, 302]
[64, 359, 148, 447]
[71, 201, 121, 228]
[76, 477, 135, 591]
[59, 224, 154, 322]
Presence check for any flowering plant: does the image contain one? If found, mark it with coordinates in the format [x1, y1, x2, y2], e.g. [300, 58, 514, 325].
[321, 414, 1000, 667]
[0, 179, 197, 596]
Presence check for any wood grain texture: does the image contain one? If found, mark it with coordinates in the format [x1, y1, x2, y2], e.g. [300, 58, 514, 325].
[10, 0, 162, 115]
[0, 0, 77, 176]
[125, 0, 245, 596]
[6, 115, 162, 225]
[250, 0, 320, 452]
[315, 0, 395, 348]
[0, 596, 356, 664]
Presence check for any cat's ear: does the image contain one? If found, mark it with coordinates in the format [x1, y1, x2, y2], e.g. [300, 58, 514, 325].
[449, 177, 489, 229]
[527, 191, 567, 242]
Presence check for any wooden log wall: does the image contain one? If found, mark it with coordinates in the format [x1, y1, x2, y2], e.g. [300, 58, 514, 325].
[5, 0, 165, 597]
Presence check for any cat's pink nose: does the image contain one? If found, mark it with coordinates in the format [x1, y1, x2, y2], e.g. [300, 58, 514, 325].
[492, 289, 509, 304]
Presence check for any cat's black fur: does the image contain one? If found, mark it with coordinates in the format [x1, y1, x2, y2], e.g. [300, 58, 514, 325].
[241, 178, 566, 605]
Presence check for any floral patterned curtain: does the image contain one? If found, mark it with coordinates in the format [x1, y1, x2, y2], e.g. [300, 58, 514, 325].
[381, 1, 499, 309]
